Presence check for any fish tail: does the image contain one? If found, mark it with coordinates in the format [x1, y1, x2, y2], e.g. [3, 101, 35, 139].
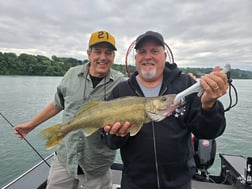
[39, 123, 65, 150]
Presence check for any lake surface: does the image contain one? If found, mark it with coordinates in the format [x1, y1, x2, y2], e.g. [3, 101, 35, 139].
[0, 76, 251, 187]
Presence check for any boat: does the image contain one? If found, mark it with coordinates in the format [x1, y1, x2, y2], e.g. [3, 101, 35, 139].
[1, 140, 252, 189]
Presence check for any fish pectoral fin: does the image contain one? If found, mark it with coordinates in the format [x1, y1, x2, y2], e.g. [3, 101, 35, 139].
[82, 128, 100, 137]
[129, 122, 143, 136]
[146, 112, 166, 122]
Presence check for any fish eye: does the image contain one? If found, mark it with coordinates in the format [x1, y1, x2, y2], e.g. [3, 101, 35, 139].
[161, 96, 167, 101]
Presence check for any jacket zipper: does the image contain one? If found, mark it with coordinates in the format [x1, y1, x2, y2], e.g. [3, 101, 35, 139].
[160, 86, 168, 95]
[152, 86, 167, 189]
[152, 121, 161, 189]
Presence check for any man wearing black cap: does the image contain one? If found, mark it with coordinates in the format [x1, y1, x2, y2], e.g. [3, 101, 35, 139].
[14, 30, 125, 189]
[103, 31, 228, 189]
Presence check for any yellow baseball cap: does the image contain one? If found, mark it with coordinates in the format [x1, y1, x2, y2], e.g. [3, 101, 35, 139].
[89, 30, 117, 50]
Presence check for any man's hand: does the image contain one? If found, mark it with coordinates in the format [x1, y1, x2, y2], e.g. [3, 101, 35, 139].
[14, 122, 35, 140]
[200, 66, 229, 109]
[104, 121, 131, 137]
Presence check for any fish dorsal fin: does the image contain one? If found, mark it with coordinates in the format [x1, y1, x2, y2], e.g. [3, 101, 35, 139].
[76, 101, 101, 116]
[129, 121, 144, 136]
[82, 128, 100, 137]
[146, 111, 166, 122]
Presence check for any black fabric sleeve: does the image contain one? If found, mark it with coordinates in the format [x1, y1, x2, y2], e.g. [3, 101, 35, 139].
[101, 129, 130, 150]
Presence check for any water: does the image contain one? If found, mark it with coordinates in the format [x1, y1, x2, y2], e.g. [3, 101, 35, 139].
[0, 76, 62, 186]
[0, 76, 251, 187]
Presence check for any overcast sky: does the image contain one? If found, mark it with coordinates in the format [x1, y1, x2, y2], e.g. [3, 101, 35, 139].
[0, 0, 251, 71]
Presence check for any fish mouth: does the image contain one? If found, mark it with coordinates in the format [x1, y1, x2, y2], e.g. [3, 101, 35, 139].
[157, 106, 177, 116]
[162, 100, 186, 117]
[163, 106, 178, 117]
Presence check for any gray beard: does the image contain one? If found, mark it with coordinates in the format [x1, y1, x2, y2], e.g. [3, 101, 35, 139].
[140, 68, 157, 80]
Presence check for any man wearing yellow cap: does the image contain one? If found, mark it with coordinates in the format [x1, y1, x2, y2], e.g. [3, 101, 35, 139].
[14, 30, 125, 189]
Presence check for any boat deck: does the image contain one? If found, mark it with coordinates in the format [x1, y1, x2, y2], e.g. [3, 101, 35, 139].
[111, 166, 235, 189]
[1, 153, 251, 189]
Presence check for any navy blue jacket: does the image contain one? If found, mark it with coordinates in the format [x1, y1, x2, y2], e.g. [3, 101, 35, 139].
[102, 63, 226, 189]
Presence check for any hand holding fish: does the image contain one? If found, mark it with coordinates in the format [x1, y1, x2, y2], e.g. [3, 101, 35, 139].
[200, 66, 229, 110]
[104, 121, 131, 137]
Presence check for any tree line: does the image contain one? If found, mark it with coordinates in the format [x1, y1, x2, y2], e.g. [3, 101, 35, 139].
[0, 52, 252, 79]
[0, 52, 83, 76]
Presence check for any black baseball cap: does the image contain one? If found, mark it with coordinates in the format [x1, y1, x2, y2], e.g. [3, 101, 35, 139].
[134, 31, 165, 49]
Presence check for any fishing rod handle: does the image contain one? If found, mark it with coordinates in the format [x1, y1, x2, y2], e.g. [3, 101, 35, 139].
[173, 64, 231, 104]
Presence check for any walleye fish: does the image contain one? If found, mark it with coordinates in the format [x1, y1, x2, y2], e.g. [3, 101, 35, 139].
[39, 94, 178, 149]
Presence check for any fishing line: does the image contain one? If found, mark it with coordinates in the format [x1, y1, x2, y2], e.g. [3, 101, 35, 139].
[224, 72, 238, 112]
[0, 112, 51, 168]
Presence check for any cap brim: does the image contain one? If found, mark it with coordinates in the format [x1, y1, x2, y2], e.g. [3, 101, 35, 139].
[89, 42, 117, 50]
[135, 36, 164, 49]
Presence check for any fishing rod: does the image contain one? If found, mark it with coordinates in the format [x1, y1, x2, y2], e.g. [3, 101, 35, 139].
[0, 112, 51, 168]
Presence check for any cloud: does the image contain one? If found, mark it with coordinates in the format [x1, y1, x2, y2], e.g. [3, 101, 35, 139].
[0, 0, 251, 70]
